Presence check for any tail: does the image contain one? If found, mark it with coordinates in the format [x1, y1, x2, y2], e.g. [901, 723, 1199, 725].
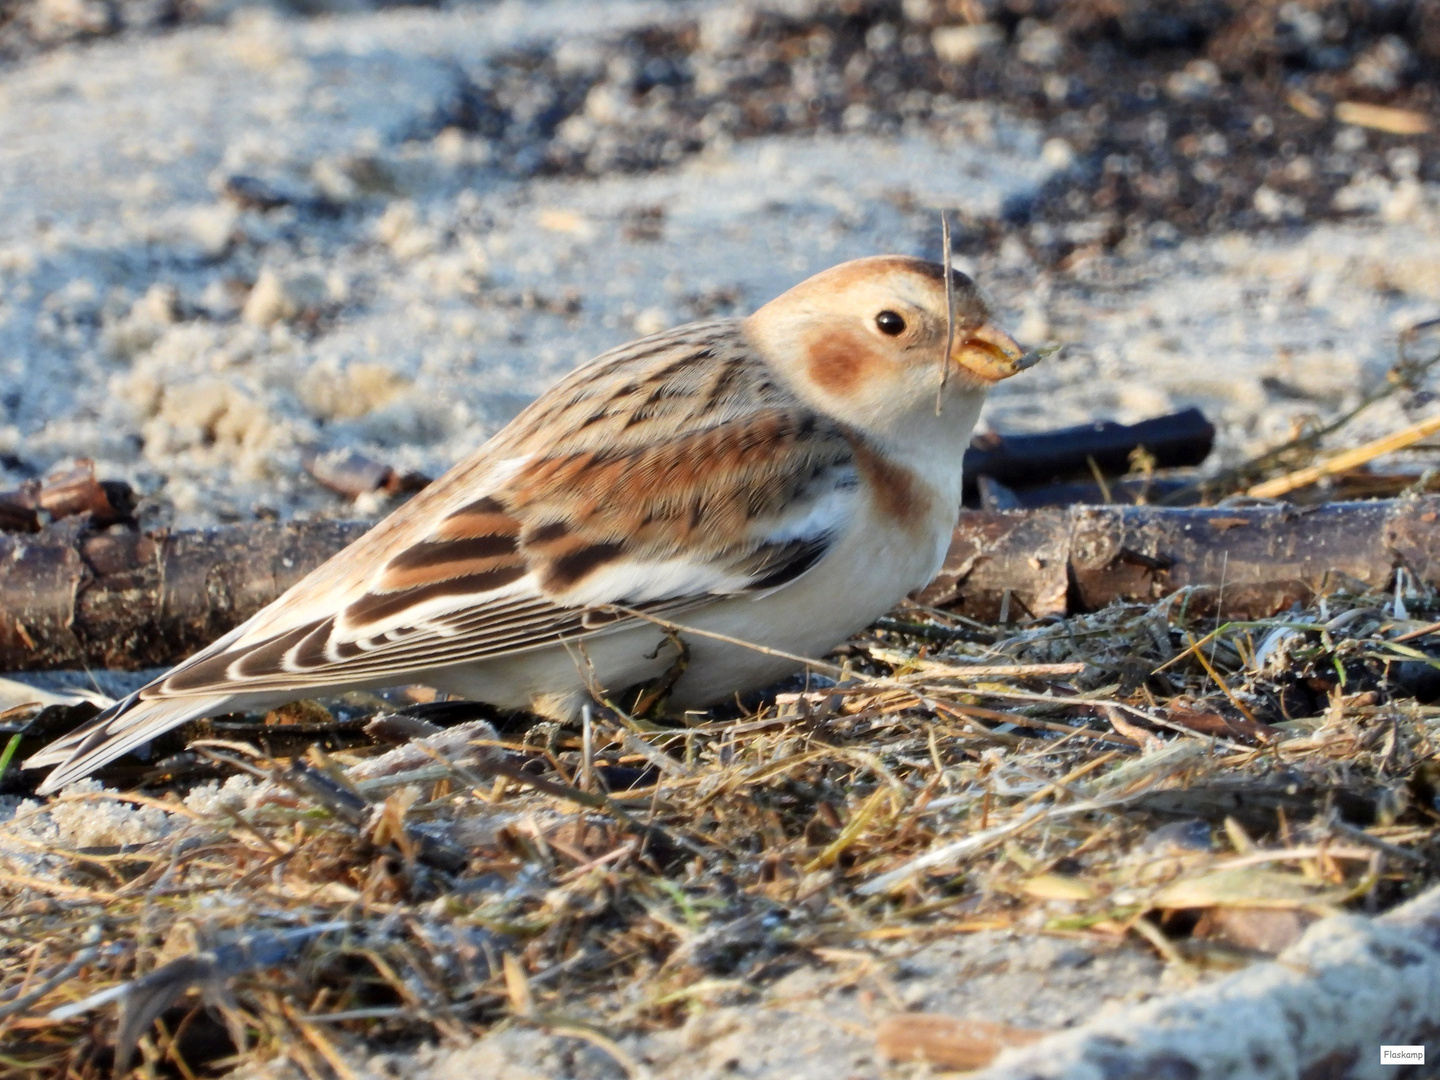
[25, 692, 244, 795]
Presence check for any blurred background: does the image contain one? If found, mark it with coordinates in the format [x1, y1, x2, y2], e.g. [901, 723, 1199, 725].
[0, 0, 1437, 525]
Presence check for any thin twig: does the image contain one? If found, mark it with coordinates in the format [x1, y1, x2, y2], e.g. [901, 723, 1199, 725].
[0, 946, 102, 1021]
[1247, 414, 1440, 499]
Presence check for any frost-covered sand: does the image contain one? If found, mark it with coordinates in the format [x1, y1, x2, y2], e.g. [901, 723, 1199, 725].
[3, 1, 1439, 529]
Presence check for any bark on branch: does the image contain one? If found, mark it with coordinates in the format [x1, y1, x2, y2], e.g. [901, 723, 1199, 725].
[4, 498, 1440, 671]
[917, 497, 1440, 622]
[0, 518, 369, 670]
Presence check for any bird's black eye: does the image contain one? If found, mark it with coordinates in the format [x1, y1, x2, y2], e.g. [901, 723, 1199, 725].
[875, 310, 906, 336]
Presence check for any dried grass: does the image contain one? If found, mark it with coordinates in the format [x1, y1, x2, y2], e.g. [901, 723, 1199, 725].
[3, 579, 1440, 1076]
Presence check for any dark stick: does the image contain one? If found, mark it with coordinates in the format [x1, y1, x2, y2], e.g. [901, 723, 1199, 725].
[961, 407, 1214, 504]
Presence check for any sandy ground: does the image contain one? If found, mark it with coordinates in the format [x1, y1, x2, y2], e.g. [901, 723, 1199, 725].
[2, 1, 1439, 1076]
[367, 933, 1174, 1080]
[3, 1, 1439, 529]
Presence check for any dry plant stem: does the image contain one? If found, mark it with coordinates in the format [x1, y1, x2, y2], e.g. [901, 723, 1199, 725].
[1161, 317, 1440, 504]
[605, 605, 845, 679]
[1392, 618, 1440, 643]
[1333, 100, 1432, 134]
[541, 1023, 642, 1079]
[967, 881, 1440, 1080]
[934, 210, 955, 416]
[1184, 633, 1259, 725]
[1247, 413, 1440, 499]
[279, 999, 362, 1080]
[0, 945, 101, 1021]
[876, 653, 1087, 678]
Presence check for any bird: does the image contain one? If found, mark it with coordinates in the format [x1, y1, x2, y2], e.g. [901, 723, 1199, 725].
[27, 255, 1036, 794]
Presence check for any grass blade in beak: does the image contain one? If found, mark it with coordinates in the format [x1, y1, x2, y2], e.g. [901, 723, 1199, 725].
[1015, 343, 1060, 371]
[936, 211, 956, 416]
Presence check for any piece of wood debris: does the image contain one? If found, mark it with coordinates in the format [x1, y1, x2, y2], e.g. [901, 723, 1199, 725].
[1285, 88, 1328, 120]
[963, 407, 1213, 506]
[920, 496, 1440, 623]
[1333, 100, 1431, 136]
[37, 460, 136, 526]
[0, 460, 135, 533]
[875, 1014, 1048, 1070]
[0, 518, 371, 669]
[0, 482, 40, 532]
[304, 448, 431, 500]
[1193, 907, 1311, 955]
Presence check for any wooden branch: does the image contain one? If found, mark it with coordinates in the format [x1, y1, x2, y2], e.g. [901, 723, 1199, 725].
[4, 498, 1440, 671]
[919, 497, 1440, 622]
[963, 880, 1440, 1080]
[0, 518, 369, 670]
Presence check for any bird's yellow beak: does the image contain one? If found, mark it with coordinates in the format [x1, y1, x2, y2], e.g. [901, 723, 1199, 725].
[950, 323, 1040, 383]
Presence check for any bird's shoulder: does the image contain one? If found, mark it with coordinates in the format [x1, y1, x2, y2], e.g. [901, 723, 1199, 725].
[496, 317, 804, 454]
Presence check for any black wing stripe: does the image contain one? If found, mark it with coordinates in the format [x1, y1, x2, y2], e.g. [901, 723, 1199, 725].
[541, 541, 627, 592]
[387, 534, 518, 572]
[738, 536, 833, 592]
[292, 618, 363, 668]
[235, 619, 331, 678]
[379, 535, 523, 590]
[345, 567, 528, 627]
[165, 619, 326, 691]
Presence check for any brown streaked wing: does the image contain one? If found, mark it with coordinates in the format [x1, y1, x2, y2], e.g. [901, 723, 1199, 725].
[209, 321, 753, 652]
[497, 408, 853, 600]
[149, 322, 857, 700]
[336, 331, 850, 631]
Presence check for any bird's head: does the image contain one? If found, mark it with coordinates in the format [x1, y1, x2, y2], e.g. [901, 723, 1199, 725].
[744, 255, 1035, 436]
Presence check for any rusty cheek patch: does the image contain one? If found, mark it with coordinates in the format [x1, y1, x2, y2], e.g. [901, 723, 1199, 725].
[849, 438, 931, 531]
[805, 330, 883, 397]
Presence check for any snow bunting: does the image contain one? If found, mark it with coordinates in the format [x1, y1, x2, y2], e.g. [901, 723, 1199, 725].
[29, 255, 1035, 793]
